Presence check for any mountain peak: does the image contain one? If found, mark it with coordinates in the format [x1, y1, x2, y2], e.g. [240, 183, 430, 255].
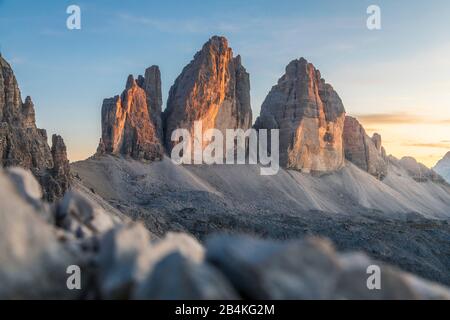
[98, 68, 164, 161]
[255, 58, 346, 172]
[163, 36, 252, 154]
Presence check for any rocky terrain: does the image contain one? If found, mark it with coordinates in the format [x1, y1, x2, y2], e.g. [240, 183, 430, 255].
[0, 55, 70, 201]
[1, 166, 450, 299]
[71, 155, 450, 285]
[254, 58, 345, 173]
[434, 152, 450, 183]
[163, 36, 252, 155]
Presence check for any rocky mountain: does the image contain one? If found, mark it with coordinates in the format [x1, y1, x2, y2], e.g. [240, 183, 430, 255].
[0, 55, 70, 201]
[343, 116, 388, 179]
[97, 72, 164, 161]
[434, 152, 450, 183]
[388, 156, 445, 183]
[254, 58, 345, 173]
[2, 166, 450, 299]
[163, 36, 252, 156]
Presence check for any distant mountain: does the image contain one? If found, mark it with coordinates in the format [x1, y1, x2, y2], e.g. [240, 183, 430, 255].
[434, 152, 450, 183]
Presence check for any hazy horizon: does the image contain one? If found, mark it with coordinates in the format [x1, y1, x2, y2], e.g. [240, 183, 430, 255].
[1, 0, 449, 167]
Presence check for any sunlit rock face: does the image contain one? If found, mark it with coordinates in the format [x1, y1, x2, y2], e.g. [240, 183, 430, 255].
[255, 58, 345, 173]
[0, 55, 70, 201]
[343, 116, 388, 180]
[98, 74, 163, 161]
[163, 36, 252, 155]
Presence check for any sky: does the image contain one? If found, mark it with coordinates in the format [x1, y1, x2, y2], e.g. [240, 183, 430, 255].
[0, 0, 449, 167]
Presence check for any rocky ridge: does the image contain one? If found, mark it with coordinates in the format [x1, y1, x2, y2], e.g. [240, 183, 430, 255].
[0, 55, 70, 201]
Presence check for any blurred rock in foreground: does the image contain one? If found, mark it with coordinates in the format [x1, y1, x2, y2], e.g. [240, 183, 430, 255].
[0, 167, 449, 300]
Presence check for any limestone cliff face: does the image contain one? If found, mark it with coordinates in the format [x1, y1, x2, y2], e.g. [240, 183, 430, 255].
[343, 116, 388, 180]
[255, 58, 345, 173]
[137, 66, 163, 141]
[163, 36, 252, 154]
[0, 55, 70, 201]
[98, 74, 163, 161]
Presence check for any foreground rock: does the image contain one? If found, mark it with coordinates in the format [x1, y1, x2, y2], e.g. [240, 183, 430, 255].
[0, 167, 82, 299]
[163, 36, 252, 156]
[133, 252, 239, 299]
[254, 58, 345, 173]
[1, 165, 450, 300]
[343, 116, 388, 179]
[98, 73, 164, 161]
[0, 56, 70, 201]
[97, 225, 204, 299]
[433, 152, 450, 184]
[206, 235, 450, 299]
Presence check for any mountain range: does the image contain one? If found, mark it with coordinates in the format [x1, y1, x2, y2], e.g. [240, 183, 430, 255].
[1, 36, 450, 299]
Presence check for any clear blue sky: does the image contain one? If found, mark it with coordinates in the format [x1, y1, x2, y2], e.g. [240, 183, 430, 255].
[1, 0, 450, 165]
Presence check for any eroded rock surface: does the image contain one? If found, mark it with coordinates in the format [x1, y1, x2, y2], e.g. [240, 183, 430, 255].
[254, 58, 345, 173]
[163, 36, 252, 156]
[98, 74, 163, 161]
[343, 116, 388, 179]
[0, 55, 70, 201]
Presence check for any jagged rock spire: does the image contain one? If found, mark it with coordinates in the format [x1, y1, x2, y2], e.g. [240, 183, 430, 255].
[98, 68, 164, 161]
[163, 36, 252, 154]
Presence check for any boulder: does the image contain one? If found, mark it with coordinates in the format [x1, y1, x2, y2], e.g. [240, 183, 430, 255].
[0, 167, 83, 299]
[97, 224, 204, 299]
[206, 235, 341, 299]
[206, 235, 450, 299]
[133, 252, 239, 300]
